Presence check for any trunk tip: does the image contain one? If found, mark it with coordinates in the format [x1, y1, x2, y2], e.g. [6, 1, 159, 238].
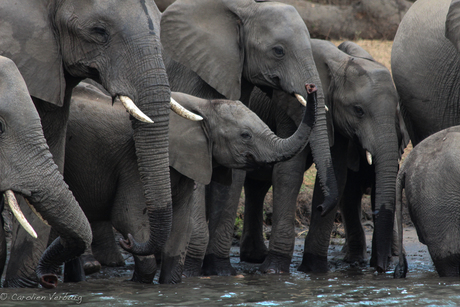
[306, 83, 317, 94]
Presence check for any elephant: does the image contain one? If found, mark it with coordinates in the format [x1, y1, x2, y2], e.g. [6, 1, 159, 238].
[0, 0, 195, 287]
[0, 56, 92, 288]
[237, 39, 408, 274]
[160, 0, 339, 275]
[394, 126, 460, 278]
[62, 81, 317, 283]
[392, 0, 460, 147]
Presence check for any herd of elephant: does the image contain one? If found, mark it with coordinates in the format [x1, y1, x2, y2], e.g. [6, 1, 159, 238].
[0, 0, 460, 289]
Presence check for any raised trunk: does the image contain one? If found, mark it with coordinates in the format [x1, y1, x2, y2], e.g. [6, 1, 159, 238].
[371, 140, 400, 272]
[268, 84, 317, 163]
[119, 52, 173, 256]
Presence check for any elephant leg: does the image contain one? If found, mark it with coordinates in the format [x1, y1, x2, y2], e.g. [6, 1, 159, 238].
[431, 253, 460, 277]
[183, 184, 208, 278]
[259, 150, 307, 274]
[0, 197, 7, 278]
[202, 170, 246, 276]
[240, 176, 271, 263]
[159, 176, 195, 284]
[340, 170, 367, 264]
[90, 221, 125, 267]
[81, 247, 102, 275]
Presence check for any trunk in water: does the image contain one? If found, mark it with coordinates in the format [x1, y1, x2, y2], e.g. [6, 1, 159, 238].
[119, 52, 173, 256]
[371, 140, 400, 272]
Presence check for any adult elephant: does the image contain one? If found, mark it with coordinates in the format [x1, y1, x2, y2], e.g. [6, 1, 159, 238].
[0, 56, 91, 289]
[394, 126, 460, 278]
[0, 0, 191, 287]
[392, 0, 460, 147]
[240, 39, 407, 273]
[160, 0, 338, 275]
[63, 82, 317, 283]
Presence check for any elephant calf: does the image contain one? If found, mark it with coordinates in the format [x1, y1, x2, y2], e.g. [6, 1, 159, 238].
[394, 126, 460, 278]
[64, 82, 316, 284]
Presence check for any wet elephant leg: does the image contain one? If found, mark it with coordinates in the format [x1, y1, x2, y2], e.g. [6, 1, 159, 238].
[159, 174, 195, 284]
[240, 176, 271, 263]
[183, 184, 208, 278]
[259, 150, 307, 274]
[202, 170, 246, 276]
[340, 170, 367, 264]
[90, 221, 125, 267]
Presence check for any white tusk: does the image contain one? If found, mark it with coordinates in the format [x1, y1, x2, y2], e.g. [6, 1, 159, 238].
[366, 151, 373, 165]
[295, 93, 307, 106]
[4, 190, 37, 239]
[25, 198, 50, 227]
[119, 96, 154, 124]
[170, 98, 203, 121]
[325, 105, 329, 112]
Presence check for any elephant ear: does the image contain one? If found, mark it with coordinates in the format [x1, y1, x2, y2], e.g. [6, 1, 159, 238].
[338, 41, 375, 61]
[0, 0, 65, 106]
[169, 110, 213, 186]
[446, 0, 460, 52]
[161, 0, 247, 100]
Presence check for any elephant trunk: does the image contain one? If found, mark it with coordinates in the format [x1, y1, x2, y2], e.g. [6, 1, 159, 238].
[307, 76, 339, 216]
[268, 84, 317, 163]
[27, 151, 92, 289]
[119, 52, 173, 256]
[371, 135, 400, 272]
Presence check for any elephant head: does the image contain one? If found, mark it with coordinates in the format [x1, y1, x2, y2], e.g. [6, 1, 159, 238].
[169, 88, 317, 186]
[0, 56, 92, 288]
[0, 0, 179, 262]
[312, 39, 408, 272]
[161, 0, 338, 214]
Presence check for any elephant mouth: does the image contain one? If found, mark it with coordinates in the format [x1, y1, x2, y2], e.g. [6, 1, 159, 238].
[243, 153, 273, 170]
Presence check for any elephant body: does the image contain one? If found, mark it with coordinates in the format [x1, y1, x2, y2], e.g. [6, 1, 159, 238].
[392, 0, 460, 147]
[64, 82, 315, 283]
[239, 39, 407, 274]
[0, 0, 173, 287]
[0, 56, 92, 288]
[394, 126, 460, 278]
[160, 0, 338, 275]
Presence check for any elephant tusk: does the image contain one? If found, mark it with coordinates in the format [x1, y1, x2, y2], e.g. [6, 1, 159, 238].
[325, 105, 329, 112]
[366, 151, 373, 165]
[170, 98, 203, 121]
[295, 93, 307, 107]
[25, 198, 50, 227]
[119, 95, 154, 124]
[4, 190, 37, 239]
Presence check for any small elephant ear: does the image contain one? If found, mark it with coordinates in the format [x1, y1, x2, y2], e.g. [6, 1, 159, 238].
[338, 41, 375, 61]
[446, 0, 460, 52]
[0, 1, 65, 106]
[161, 0, 246, 100]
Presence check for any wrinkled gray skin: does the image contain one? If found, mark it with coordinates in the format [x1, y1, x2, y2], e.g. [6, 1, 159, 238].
[239, 39, 408, 273]
[394, 126, 460, 278]
[0, 57, 92, 289]
[0, 1, 171, 287]
[392, 0, 460, 147]
[63, 83, 315, 284]
[161, 0, 338, 275]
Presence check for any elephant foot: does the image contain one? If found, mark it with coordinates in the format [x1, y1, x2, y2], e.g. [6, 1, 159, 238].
[240, 238, 268, 264]
[258, 251, 291, 274]
[202, 254, 236, 276]
[81, 254, 101, 275]
[343, 251, 367, 265]
[370, 255, 391, 273]
[183, 256, 203, 277]
[64, 258, 86, 283]
[298, 252, 328, 273]
[131, 255, 156, 284]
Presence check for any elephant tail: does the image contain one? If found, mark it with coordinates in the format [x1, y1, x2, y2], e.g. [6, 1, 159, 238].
[394, 167, 408, 278]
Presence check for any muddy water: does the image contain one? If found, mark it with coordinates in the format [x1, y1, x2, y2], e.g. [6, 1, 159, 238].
[1, 227, 459, 306]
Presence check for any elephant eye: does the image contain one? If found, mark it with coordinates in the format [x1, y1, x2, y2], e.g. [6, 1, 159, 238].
[273, 46, 285, 58]
[91, 27, 109, 43]
[353, 106, 365, 117]
[241, 131, 252, 139]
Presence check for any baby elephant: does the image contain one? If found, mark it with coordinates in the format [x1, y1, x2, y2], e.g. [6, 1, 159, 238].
[394, 126, 460, 278]
[64, 82, 316, 284]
